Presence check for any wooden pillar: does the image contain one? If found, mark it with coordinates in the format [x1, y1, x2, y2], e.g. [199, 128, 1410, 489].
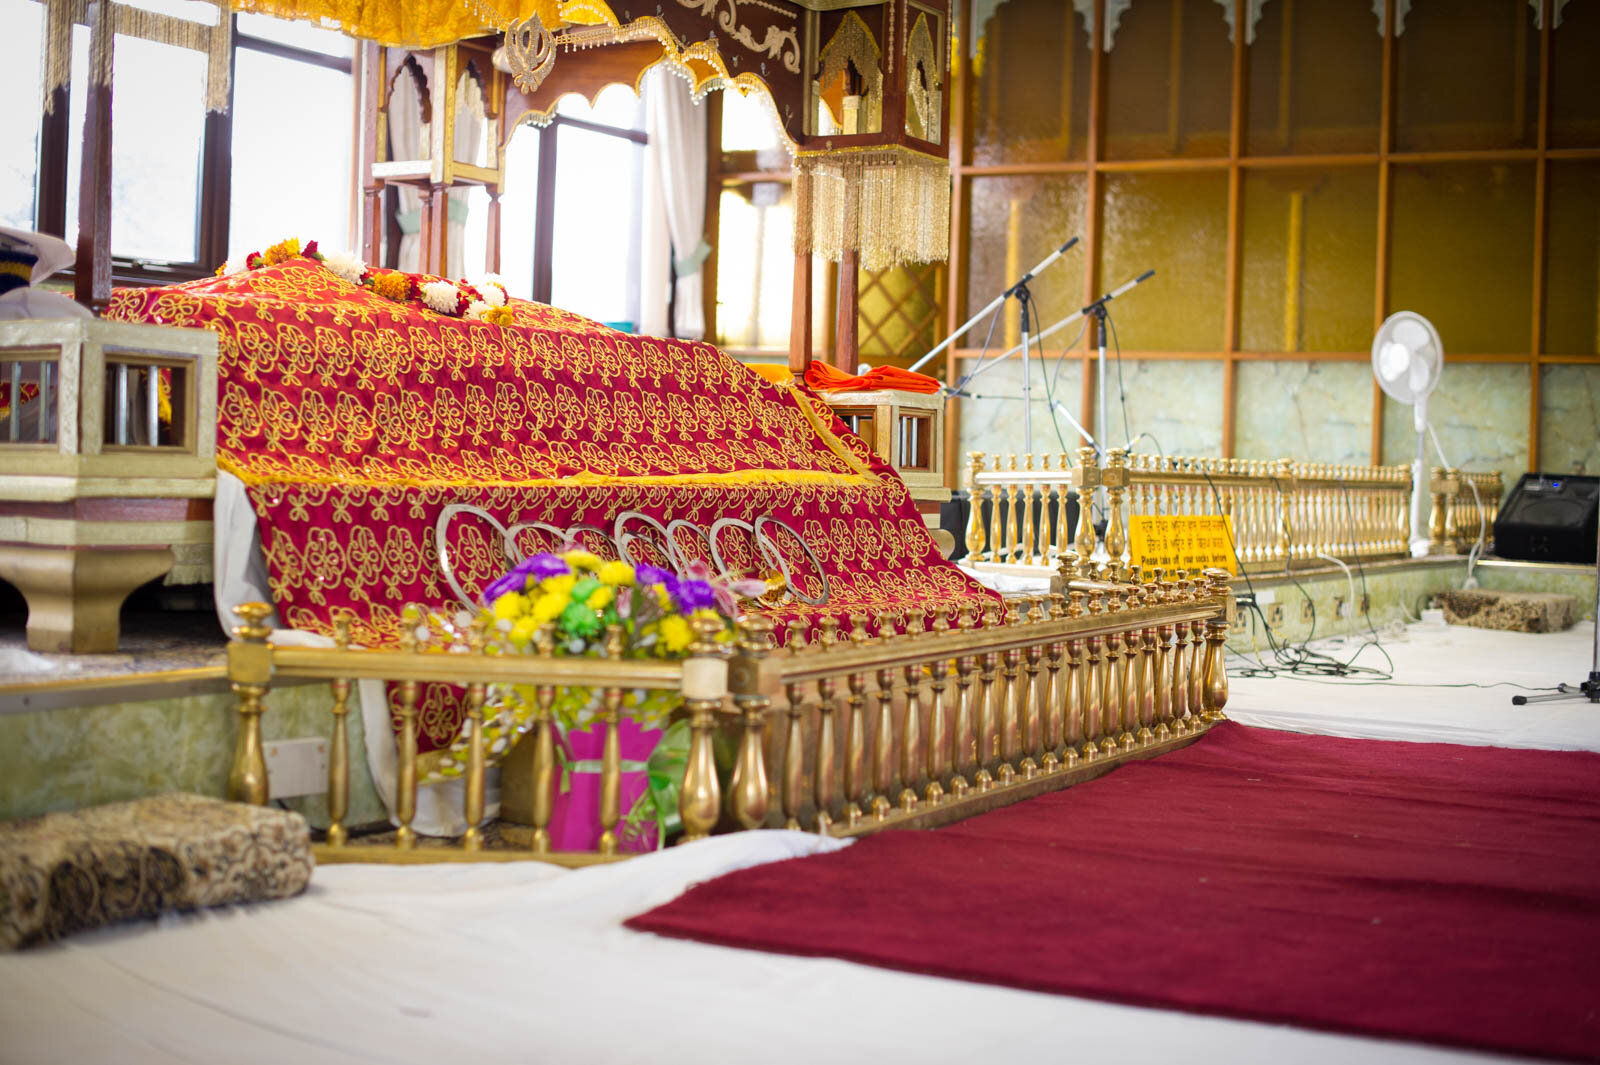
[834, 249, 860, 372]
[789, 251, 814, 375]
[74, 0, 114, 310]
[485, 189, 503, 275]
[417, 186, 436, 276]
[360, 42, 385, 265]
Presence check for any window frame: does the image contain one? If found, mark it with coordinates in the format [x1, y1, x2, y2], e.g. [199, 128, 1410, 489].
[28, 10, 354, 288]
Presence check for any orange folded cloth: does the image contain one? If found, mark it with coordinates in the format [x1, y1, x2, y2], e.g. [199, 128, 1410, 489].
[803, 361, 943, 394]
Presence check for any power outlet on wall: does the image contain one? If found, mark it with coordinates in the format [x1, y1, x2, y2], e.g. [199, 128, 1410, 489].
[1334, 596, 1349, 619]
[1300, 598, 1315, 622]
[1359, 593, 1370, 616]
[264, 738, 329, 799]
[1267, 602, 1284, 627]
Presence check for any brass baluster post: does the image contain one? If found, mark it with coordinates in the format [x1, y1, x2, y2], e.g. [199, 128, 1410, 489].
[680, 614, 731, 842]
[781, 627, 808, 830]
[924, 611, 950, 805]
[325, 619, 352, 847]
[966, 452, 988, 563]
[596, 625, 626, 855]
[843, 613, 871, 826]
[227, 602, 274, 807]
[730, 616, 775, 831]
[949, 607, 977, 797]
[898, 610, 923, 811]
[460, 616, 489, 851]
[530, 625, 559, 853]
[974, 606, 1001, 791]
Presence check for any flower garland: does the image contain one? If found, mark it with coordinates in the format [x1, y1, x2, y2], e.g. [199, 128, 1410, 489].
[216, 237, 514, 325]
[411, 550, 754, 792]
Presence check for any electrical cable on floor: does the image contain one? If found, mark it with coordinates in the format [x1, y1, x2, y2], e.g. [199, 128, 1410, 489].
[1200, 469, 1394, 681]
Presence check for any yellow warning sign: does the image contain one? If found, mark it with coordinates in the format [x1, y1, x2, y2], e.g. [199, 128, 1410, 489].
[1128, 515, 1237, 575]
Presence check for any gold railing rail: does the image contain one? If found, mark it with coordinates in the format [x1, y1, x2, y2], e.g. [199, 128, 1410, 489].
[225, 567, 1234, 862]
[1430, 467, 1504, 555]
[965, 447, 1466, 575]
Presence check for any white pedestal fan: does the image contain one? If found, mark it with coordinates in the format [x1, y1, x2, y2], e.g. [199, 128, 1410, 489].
[1371, 311, 1443, 558]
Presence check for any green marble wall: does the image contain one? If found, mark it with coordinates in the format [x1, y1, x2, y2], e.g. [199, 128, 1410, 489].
[1539, 364, 1600, 475]
[955, 357, 1224, 462]
[1234, 360, 1372, 466]
[955, 357, 1086, 462]
[0, 682, 386, 827]
[1227, 559, 1595, 653]
[1381, 363, 1531, 489]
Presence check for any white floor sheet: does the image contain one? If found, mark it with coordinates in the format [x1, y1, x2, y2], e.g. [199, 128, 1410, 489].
[4, 622, 1592, 1065]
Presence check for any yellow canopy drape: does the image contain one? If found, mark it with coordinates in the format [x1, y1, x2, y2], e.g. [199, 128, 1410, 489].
[223, 0, 563, 48]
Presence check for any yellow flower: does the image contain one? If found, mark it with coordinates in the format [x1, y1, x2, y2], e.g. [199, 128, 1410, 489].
[654, 585, 672, 609]
[597, 560, 635, 586]
[262, 237, 301, 265]
[509, 617, 537, 644]
[587, 585, 615, 610]
[483, 304, 515, 326]
[531, 593, 568, 625]
[563, 550, 602, 571]
[491, 592, 527, 621]
[657, 615, 692, 654]
[542, 573, 577, 597]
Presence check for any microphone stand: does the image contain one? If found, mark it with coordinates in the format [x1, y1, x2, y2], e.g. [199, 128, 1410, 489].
[909, 236, 1080, 376]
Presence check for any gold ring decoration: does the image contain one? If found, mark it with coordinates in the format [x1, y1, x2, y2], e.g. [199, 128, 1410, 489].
[613, 511, 677, 572]
[753, 516, 831, 606]
[437, 504, 830, 609]
[666, 518, 719, 576]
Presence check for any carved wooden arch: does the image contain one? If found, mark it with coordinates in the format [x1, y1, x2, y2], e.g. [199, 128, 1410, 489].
[386, 53, 431, 127]
[815, 10, 883, 135]
[904, 12, 940, 145]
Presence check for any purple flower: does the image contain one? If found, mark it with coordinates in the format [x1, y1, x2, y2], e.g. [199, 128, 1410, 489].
[635, 564, 673, 586]
[669, 576, 716, 613]
[481, 552, 570, 604]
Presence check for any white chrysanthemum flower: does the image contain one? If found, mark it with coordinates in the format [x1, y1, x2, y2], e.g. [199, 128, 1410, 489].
[323, 250, 367, 284]
[465, 299, 491, 320]
[219, 259, 244, 276]
[471, 275, 508, 307]
[421, 279, 461, 315]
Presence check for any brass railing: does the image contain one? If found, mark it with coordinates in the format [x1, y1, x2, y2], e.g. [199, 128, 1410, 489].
[225, 568, 1234, 861]
[1430, 467, 1504, 554]
[966, 447, 1423, 575]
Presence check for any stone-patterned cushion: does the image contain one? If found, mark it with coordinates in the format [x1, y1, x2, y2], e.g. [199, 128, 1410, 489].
[0, 794, 313, 950]
[1437, 588, 1577, 634]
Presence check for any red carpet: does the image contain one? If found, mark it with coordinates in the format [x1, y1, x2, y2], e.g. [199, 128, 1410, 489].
[627, 723, 1600, 1061]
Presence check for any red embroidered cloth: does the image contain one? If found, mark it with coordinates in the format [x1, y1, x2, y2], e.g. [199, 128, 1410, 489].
[105, 259, 998, 754]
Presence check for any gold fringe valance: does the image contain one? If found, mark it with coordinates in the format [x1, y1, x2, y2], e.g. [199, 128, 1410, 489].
[792, 146, 950, 272]
[42, 0, 232, 113]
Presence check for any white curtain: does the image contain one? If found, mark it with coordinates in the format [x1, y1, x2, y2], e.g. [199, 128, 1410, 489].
[639, 67, 708, 340]
[389, 66, 427, 272]
[448, 71, 487, 278]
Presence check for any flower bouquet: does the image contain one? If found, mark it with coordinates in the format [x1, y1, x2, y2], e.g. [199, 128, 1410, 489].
[418, 549, 761, 850]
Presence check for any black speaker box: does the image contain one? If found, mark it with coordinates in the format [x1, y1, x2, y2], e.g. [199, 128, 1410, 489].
[1492, 473, 1599, 564]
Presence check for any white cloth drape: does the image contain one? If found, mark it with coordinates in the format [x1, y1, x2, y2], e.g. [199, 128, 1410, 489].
[389, 69, 427, 272]
[639, 68, 707, 340]
[447, 72, 486, 279]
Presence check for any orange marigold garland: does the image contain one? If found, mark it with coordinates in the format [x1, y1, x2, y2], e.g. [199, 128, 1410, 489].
[215, 238, 515, 325]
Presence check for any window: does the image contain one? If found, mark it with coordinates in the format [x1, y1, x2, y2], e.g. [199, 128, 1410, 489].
[9, 0, 354, 284]
[509, 84, 646, 326]
[0, 0, 43, 229]
[228, 20, 354, 261]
